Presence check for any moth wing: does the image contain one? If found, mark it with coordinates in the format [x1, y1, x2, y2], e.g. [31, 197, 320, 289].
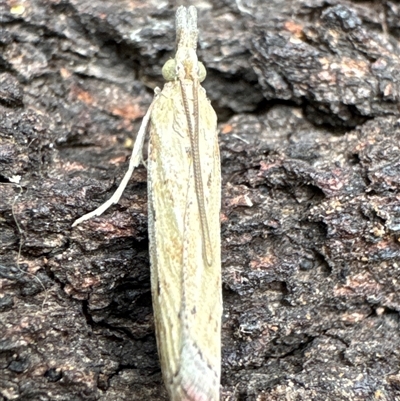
[148, 82, 221, 401]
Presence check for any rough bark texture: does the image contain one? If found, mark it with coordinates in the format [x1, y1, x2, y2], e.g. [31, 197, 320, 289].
[1, 0, 400, 400]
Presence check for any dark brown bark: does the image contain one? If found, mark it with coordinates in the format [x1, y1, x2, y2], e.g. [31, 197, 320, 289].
[1, 1, 400, 400]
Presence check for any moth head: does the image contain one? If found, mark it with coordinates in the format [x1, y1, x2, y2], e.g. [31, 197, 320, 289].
[162, 58, 206, 82]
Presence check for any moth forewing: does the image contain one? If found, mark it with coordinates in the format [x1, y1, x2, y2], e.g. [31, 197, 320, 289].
[149, 77, 221, 400]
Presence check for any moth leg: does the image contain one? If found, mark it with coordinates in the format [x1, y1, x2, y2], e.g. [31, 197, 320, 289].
[140, 156, 148, 169]
[72, 96, 158, 227]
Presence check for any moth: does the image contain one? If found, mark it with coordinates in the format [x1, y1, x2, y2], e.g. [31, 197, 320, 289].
[72, 6, 221, 401]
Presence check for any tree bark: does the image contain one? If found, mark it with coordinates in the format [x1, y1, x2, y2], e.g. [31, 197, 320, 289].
[1, 1, 400, 400]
